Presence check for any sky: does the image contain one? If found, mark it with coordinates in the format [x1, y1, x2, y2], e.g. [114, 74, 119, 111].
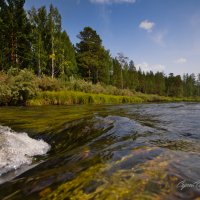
[25, 0, 200, 76]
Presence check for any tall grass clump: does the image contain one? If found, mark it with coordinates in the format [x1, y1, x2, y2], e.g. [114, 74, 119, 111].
[28, 91, 144, 106]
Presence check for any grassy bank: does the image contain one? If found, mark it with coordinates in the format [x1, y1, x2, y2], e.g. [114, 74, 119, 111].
[28, 90, 200, 106]
[1, 69, 200, 106]
[28, 91, 143, 105]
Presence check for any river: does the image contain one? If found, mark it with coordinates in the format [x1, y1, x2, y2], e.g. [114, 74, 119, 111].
[0, 103, 200, 199]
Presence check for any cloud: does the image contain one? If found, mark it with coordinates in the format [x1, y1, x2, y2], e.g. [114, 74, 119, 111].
[90, 0, 136, 4]
[136, 62, 165, 72]
[175, 58, 187, 64]
[151, 30, 167, 46]
[139, 20, 167, 46]
[139, 20, 155, 32]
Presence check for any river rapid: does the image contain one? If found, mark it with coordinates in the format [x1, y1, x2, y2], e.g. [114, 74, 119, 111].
[0, 103, 200, 199]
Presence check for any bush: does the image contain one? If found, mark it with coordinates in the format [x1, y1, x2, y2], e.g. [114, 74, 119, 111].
[37, 76, 63, 91]
[0, 69, 38, 105]
[65, 79, 93, 93]
[0, 72, 12, 105]
[65, 79, 135, 96]
[10, 69, 38, 105]
[0, 83, 12, 105]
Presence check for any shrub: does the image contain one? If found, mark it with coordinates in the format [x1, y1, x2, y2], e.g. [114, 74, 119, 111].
[65, 79, 135, 97]
[10, 69, 38, 105]
[65, 79, 93, 93]
[0, 83, 12, 105]
[0, 72, 12, 105]
[37, 76, 63, 91]
[90, 82, 106, 94]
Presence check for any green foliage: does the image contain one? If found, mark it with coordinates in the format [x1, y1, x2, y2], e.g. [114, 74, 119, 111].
[166, 73, 183, 97]
[0, 0, 32, 69]
[0, 84, 12, 105]
[65, 79, 135, 96]
[26, 4, 76, 79]
[111, 58, 122, 88]
[28, 6, 48, 76]
[183, 73, 197, 97]
[0, 69, 38, 105]
[10, 69, 38, 105]
[1, 70, 200, 106]
[65, 79, 93, 93]
[0, 72, 13, 105]
[36, 76, 63, 91]
[59, 31, 77, 79]
[76, 27, 111, 84]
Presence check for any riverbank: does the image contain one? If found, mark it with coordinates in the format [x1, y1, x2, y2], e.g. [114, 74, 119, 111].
[28, 90, 200, 106]
[1, 70, 200, 106]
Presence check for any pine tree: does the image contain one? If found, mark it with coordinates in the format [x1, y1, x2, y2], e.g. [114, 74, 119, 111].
[0, 0, 32, 69]
[76, 26, 111, 83]
[154, 72, 165, 95]
[127, 60, 138, 90]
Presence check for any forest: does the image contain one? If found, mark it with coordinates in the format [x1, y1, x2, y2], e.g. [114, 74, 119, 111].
[0, 0, 200, 105]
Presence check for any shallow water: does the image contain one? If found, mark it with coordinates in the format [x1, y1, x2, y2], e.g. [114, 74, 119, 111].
[0, 103, 200, 199]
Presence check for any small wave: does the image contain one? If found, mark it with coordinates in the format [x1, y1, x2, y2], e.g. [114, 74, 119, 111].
[0, 125, 50, 176]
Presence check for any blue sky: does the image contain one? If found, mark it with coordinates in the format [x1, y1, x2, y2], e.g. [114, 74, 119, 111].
[25, 0, 200, 76]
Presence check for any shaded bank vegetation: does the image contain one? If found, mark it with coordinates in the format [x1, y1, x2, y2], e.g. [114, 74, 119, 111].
[0, 0, 200, 106]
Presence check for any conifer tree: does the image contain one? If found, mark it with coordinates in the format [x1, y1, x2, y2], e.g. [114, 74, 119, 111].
[76, 26, 111, 83]
[0, 0, 32, 69]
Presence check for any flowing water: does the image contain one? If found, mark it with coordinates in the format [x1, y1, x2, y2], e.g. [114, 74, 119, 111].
[0, 103, 200, 199]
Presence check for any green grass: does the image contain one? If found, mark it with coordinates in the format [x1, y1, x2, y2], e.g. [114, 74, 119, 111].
[28, 90, 143, 106]
[28, 90, 200, 106]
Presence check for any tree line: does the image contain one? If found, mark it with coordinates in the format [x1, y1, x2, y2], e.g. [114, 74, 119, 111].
[0, 0, 200, 97]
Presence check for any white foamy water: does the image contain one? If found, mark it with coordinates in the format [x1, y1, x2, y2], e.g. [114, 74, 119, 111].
[0, 125, 50, 176]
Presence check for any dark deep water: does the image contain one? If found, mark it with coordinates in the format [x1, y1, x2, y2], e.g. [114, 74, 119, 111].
[0, 103, 200, 199]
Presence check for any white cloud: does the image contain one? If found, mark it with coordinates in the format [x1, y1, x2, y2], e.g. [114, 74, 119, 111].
[151, 31, 166, 46]
[139, 20, 167, 46]
[175, 58, 187, 64]
[90, 0, 136, 4]
[139, 20, 155, 32]
[136, 62, 165, 72]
